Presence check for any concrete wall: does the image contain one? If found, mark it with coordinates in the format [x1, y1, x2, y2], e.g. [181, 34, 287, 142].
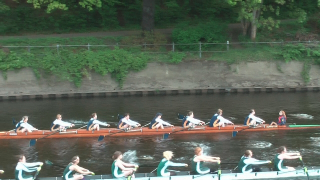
[1, 61, 320, 99]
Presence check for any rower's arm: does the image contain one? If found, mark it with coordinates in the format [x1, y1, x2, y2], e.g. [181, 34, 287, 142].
[21, 123, 37, 130]
[187, 117, 202, 124]
[157, 119, 172, 126]
[127, 119, 140, 126]
[72, 165, 92, 175]
[245, 158, 271, 165]
[196, 156, 220, 163]
[219, 116, 233, 124]
[286, 152, 300, 156]
[117, 161, 135, 171]
[251, 115, 265, 123]
[282, 154, 301, 160]
[23, 162, 43, 168]
[166, 161, 187, 167]
[55, 121, 73, 127]
[93, 120, 109, 127]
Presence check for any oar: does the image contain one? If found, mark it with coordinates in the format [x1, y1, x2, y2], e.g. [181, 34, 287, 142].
[232, 125, 257, 137]
[300, 157, 310, 180]
[218, 161, 221, 180]
[33, 166, 42, 180]
[163, 122, 209, 139]
[98, 122, 149, 142]
[30, 125, 87, 146]
[45, 160, 65, 168]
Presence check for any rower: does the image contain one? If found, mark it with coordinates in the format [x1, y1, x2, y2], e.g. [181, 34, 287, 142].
[191, 147, 220, 175]
[237, 150, 271, 173]
[209, 109, 234, 127]
[157, 151, 188, 177]
[270, 110, 287, 126]
[16, 116, 38, 133]
[111, 151, 139, 178]
[15, 155, 43, 180]
[244, 109, 265, 126]
[51, 114, 75, 131]
[117, 113, 141, 130]
[150, 113, 174, 129]
[87, 113, 110, 131]
[62, 156, 94, 180]
[182, 111, 205, 128]
[274, 146, 301, 171]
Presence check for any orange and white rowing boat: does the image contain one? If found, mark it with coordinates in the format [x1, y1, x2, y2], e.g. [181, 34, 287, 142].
[0, 124, 319, 140]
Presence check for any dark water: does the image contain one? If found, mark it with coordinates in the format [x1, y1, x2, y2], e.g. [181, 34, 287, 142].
[0, 92, 319, 178]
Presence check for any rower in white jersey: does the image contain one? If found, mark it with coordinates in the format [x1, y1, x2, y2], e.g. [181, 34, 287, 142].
[117, 113, 141, 130]
[182, 111, 205, 128]
[237, 150, 271, 173]
[244, 109, 265, 126]
[87, 113, 110, 131]
[15, 155, 43, 180]
[209, 109, 234, 127]
[51, 114, 74, 131]
[150, 113, 174, 129]
[17, 116, 38, 133]
[191, 147, 220, 175]
[111, 151, 139, 178]
[62, 156, 94, 180]
[157, 151, 188, 177]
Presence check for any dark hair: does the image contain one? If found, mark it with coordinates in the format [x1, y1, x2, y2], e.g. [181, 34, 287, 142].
[250, 109, 255, 114]
[278, 146, 286, 153]
[18, 155, 25, 161]
[155, 113, 162, 118]
[71, 156, 79, 163]
[112, 151, 122, 159]
[124, 113, 130, 117]
[91, 113, 97, 118]
[188, 111, 193, 116]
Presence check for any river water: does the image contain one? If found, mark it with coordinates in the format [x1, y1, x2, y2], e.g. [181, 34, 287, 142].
[0, 92, 319, 179]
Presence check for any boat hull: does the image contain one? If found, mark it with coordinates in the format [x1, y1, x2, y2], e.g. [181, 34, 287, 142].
[0, 124, 319, 139]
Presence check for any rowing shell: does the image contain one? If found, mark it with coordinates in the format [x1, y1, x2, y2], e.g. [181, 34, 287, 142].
[0, 124, 319, 139]
[3, 167, 320, 180]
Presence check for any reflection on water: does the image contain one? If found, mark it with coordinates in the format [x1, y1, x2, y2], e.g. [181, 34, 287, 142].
[0, 92, 319, 178]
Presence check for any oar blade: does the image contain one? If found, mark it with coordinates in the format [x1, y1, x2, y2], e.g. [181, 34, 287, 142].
[45, 160, 53, 165]
[177, 113, 185, 120]
[232, 131, 238, 137]
[12, 118, 16, 125]
[98, 135, 105, 141]
[163, 133, 170, 139]
[29, 139, 37, 146]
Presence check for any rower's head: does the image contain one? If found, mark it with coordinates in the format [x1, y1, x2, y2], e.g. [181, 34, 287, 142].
[71, 156, 80, 164]
[194, 147, 203, 156]
[163, 151, 174, 160]
[250, 109, 255, 115]
[22, 116, 28, 122]
[18, 155, 26, 163]
[279, 110, 286, 117]
[217, 109, 223, 115]
[124, 113, 130, 119]
[91, 113, 97, 119]
[112, 151, 123, 160]
[244, 150, 253, 158]
[155, 113, 162, 119]
[56, 114, 62, 120]
[188, 111, 194, 118]
[278, 146, 287, 154]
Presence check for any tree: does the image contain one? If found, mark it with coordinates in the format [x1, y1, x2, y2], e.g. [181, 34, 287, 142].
[141, 0, 155, 32]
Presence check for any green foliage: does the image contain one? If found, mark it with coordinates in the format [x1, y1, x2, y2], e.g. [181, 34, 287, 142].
[172, 21, 228, 51]
[167, 52, 186, 64]
[0, 46, 149, 88]
[301, 60, 311, 83]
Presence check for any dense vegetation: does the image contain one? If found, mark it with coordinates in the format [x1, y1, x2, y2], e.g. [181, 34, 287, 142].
[0, 0, 320, 87]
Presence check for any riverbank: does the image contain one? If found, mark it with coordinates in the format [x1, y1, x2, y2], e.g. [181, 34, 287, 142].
[1, 61, 319, 100]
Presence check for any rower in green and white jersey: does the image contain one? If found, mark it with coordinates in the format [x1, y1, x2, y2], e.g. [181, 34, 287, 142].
[157, 151, 188, 177]
[237, 150, 271, 173]
[15, 155, 43, 180]
[274, 146, 301, 172]
[191, 147, 220, 175]
[62, 156, 94, 180]
[111, 151, 138, 178]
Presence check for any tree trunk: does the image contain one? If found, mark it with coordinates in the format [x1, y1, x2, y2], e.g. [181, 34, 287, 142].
[241, 19, 250, 36]
[141, 0, 155, 32]
[250, 1, 262, 41]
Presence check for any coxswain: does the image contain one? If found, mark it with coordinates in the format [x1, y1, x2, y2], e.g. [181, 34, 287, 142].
[62, 156, 94, 180]
[244, 109, 265, 126]
[16, 116, 38, 133]
[117, 113, 141, 130]
[182, 111, 205, 128]
[270, 110, 287, 126]
[51, 114, 75, 131]
[87, 113, 110, 131]
[209, 109, 234, 127]
[191, 147, 220, 175]
[15, 155, 43, 180]
[150, 113, 174, 129]
[157, 151, 188, 177]
[111, 151, 139, 178]
[237, 150, 271, 173]
[274, 146, 301, 171]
